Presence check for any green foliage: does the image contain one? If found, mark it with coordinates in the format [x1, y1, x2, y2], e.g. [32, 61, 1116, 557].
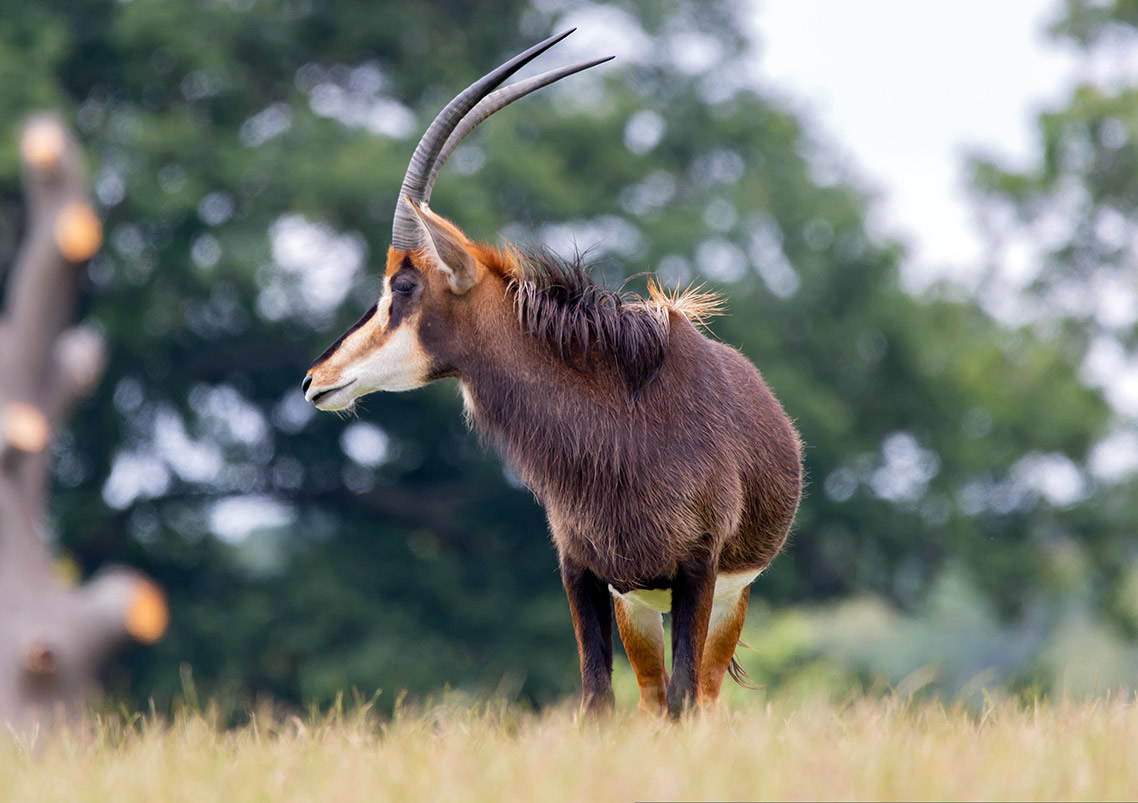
[0, 0, 1124, 711]
[715, 570, 1138, 709]
[967, 0, 1138, 628]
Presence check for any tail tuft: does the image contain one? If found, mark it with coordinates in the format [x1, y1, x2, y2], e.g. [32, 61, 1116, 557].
[727, 655, 763, 690]
[646, 277, 724, 330]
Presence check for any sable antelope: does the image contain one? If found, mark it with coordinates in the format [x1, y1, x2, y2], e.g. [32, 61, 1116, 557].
[303, 31, 803, 717]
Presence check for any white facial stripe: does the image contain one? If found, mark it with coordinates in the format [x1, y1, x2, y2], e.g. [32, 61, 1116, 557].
[308, 282, 430, 410]
[375, 279, 392, 329]
[352, 320, 430, 392]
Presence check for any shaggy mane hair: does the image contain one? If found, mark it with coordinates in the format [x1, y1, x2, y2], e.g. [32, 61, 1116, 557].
[505, 246, 722, 401]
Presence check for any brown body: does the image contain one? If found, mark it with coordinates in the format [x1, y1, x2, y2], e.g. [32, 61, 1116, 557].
[302, 33, 802, 716]
[307, 226, 802, 716]
[449, 254, 800, 593]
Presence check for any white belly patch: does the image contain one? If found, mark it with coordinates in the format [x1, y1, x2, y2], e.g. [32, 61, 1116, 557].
[609, 570, 762, 614]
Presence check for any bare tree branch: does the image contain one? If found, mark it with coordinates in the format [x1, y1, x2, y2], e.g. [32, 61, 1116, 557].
[0, 114, 164, 732]
[3, 114, 100, 404]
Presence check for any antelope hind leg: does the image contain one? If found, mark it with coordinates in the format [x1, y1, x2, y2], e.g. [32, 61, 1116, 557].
[613, 595, 668, 715]
[699, 585, 751, 704]
[666, 544, 717, 717]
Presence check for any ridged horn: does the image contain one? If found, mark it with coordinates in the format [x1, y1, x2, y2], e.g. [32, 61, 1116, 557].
[391, 29, 577, 250]
[423, 56, 615, 204]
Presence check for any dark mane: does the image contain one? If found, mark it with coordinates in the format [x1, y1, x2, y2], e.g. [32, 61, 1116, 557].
[510, 247, 669, 401]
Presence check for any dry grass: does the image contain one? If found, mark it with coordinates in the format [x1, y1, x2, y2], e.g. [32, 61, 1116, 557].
[3, 693, 1137, 802]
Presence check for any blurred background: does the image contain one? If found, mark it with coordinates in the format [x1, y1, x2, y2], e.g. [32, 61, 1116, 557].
[2, 0, 1137, 714]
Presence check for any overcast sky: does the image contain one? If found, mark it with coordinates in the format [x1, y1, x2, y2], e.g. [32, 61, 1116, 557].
[748, 2, 1138, 475]
[751, 0, 1080, 288]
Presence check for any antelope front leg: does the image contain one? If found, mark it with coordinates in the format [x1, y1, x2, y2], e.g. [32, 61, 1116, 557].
[561, 556, 615, 713]
[667, 543, 717, 717]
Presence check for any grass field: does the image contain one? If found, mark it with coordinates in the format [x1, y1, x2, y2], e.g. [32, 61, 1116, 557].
[3, 692, 1137, 802]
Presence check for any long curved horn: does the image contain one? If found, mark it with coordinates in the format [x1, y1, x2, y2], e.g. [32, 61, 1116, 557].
[422, 56, 615, 205]
[392, 30, 576, 250]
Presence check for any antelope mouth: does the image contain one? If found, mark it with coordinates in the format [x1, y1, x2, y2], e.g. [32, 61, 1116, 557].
[308, 379, 357, 410]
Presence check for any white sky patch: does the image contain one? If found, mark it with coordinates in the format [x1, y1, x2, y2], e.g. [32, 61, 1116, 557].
[1081, 336, 1138, 418]
[198, 191, 235, 226]
[824, 466, 858, 503]
[191, 233, 221, 271]
[751, 0, 1081, 289]
[704, 198, 739, 233]
[258, 214, 367, 322]
[1013, 452, 1088, 508]
[272, 389, 316, 434]
[340, 421, 391, 468]
[1104, 371, 1138, 419]
[153, 407, 225, 483]
[691, 149, 745, 187]
[751, 0, 1138, 438]
[665, 30, 723, 76]
[103, 451, 171, 510]
[655, 254, 692, 288]
[539, 216, 644, 260]
[870, 431, 941, 505]
[748, 215, 799, 298]
[623, 110, 666, 155]
[103, 389, 270, 508]
[240, 102, 292, 147]
[301, 61, 417, 139]
[192, 384, 268, 446]
[94, 168, 125, 207]
[448, 144, 486, 176]
[1089, 429, 1138, 483]
[210, 495, 296, 545]
[696, 238, 747, 283]
[550, 3, 654, 66]
[621, 170, 677, 217]
[1092, 272, 1138, 332]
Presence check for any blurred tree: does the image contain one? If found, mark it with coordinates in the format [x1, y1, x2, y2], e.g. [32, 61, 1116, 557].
[0, 0, 1117, 712]
[969, 0, 1138, 634]
[0, 114, 167, 729]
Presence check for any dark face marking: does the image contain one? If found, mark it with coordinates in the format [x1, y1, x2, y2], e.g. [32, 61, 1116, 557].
[309, 304, 377, 371]
[309, 257, 424, 373]
[386, 267, 422, 332]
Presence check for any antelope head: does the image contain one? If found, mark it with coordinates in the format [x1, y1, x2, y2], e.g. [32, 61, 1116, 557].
[302, 31, 611, 411]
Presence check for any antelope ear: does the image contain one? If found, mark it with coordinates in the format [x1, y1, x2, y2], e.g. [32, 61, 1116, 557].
[401, 197, 478, 294]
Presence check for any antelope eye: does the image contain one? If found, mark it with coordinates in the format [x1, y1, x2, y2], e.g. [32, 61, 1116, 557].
[392, 277, 417, 295]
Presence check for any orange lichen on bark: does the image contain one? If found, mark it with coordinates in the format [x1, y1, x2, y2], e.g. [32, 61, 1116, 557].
[19, 120, 65, 172]
[54, 201, 102, 263]
[3, 403, 50, 453]
[125, 579, 169, 644]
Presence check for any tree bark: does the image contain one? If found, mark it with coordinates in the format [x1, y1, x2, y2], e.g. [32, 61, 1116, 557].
[0, 114, 167, 731]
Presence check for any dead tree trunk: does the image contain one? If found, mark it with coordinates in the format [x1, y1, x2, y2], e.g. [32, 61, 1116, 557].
[0, 114, 167, 731]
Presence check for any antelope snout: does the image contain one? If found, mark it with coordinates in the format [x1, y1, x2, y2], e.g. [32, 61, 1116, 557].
[302, 372, 358, 411]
